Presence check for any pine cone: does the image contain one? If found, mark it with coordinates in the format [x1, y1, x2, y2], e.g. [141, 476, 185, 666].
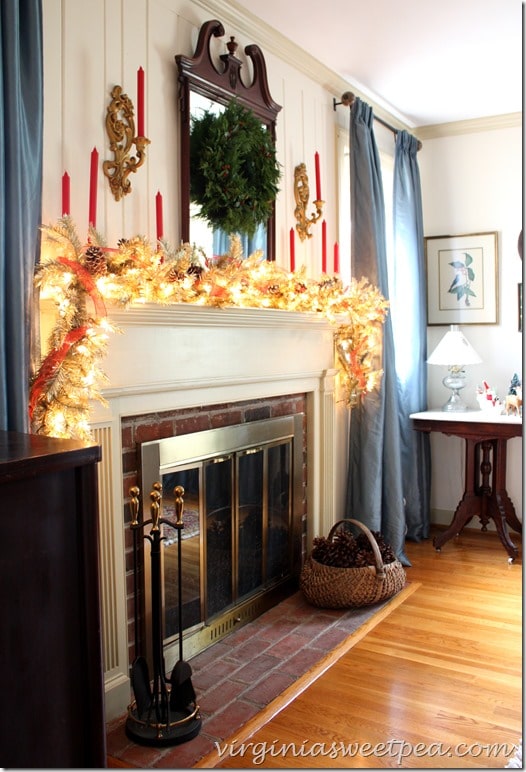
[83, 245, 107, 276]
[186, 263, 203, 279]
[311, 527, 397, 567]
[166, 259, 203, 282]
[312, 531, 358, 567]
[166, 264, 186, 283]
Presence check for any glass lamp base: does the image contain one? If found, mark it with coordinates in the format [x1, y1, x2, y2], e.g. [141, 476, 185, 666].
[442, 390, 468, 412]
[442, 371, 468, 412]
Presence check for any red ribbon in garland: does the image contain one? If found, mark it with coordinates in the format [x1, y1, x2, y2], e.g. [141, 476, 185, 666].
[57, 257, 107, 318]
[29, 324, 89, 421]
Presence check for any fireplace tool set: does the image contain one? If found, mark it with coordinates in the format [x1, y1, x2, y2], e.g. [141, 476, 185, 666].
[126, 484, 202, 746]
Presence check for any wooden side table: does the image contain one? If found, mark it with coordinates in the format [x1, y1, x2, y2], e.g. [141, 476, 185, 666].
[410, 410, 522, 561]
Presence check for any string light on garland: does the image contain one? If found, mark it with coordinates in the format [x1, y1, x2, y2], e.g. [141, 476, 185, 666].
[30, 217, 388, 440]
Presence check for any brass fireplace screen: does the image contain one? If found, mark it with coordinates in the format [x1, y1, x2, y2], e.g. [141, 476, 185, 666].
[140, 415, 304, 669]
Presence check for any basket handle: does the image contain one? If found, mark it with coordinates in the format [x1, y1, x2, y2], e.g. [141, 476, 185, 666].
[327, 518, 386, 579]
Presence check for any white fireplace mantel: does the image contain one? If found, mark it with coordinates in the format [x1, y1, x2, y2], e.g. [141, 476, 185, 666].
[94, 303, 336, 401]
[40, 300, 350, 719]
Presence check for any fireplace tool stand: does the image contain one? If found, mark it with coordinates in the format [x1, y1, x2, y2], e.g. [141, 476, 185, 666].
[125, 483, 201, 746]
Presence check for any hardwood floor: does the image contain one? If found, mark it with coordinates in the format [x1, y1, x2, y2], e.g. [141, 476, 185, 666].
[211, 527, 522, 769]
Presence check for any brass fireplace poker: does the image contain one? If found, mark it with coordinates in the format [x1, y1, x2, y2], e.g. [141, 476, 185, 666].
[103, 85, 150, 201]
[294, 162, 324, 241]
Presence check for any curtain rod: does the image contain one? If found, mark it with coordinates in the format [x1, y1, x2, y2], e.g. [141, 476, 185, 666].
[333, 91, 422, 150]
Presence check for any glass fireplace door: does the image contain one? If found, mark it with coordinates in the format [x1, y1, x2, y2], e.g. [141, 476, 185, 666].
[267, 441, 291, 583]
[237, 448, 264, 599]
[142, 415, 302, 663]
[204, 455, 234, 618]
[160, 466, 203, 640]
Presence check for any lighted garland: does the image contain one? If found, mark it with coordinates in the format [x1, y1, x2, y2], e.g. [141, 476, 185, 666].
[190, 100, 281, 237]
[30, 216, 388, 441]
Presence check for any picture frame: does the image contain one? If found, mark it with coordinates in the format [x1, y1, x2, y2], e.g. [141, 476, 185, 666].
[518, 283, 522, 333]
[425, 231, 498, 325]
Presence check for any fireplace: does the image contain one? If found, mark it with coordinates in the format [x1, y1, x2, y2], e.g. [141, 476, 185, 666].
[39, 301, 348, 719]
[139, 413, 304, 669]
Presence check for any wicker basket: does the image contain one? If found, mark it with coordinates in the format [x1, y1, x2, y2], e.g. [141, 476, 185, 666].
[300, 518, 406, 608]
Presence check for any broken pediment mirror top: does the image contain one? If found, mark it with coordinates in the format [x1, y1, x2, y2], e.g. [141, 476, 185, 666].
[176, 19, 282, 261]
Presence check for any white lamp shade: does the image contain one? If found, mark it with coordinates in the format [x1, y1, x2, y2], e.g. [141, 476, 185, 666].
[427, 325, 482, 366]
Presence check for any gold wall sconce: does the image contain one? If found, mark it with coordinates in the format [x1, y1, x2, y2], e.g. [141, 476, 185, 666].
[103, 85, 150, 201]
[294, 163, 324, 241]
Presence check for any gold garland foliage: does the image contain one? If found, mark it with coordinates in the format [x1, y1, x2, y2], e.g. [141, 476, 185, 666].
[31, 216, 388, 441]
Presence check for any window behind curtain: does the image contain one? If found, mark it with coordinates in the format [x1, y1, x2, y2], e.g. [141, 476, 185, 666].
[336, 123, 395, 287]
[338, 125, 416, 383]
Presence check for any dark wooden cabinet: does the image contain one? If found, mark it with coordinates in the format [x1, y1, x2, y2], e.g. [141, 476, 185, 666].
[0, 431, 106, 768]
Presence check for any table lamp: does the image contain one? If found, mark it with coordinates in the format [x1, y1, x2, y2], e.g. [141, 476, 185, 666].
[427, 324, 482, 412]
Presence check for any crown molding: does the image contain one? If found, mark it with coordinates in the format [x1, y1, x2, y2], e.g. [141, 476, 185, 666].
[188, 0, 521, 141]
[189, 0, 412, 132]
[415, 112, 522, 140]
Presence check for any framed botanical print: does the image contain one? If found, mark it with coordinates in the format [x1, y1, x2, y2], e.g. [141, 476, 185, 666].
[425, 231, 498, 325]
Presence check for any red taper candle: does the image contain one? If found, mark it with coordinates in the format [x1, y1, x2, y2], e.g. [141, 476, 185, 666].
[137, 67, 145, 137]
[62, 172, 70, 216]
[88, 148, 98, 228]
[155, 191, 164, 241]
[289, 227, 295, 272]
[321, 219, 327, 273]
[334, 241, 340, 274]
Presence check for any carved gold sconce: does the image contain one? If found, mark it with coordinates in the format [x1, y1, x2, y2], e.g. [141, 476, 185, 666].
[103, 85, 150, 201]
[294, 163, 324, 241]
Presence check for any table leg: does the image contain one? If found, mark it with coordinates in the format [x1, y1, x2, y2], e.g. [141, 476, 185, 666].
[433, 437, 480, 552]
[493, 438, 522, 533]
[475, 440, 493, 530]
[488, 495, 519, 561]
[486, 437, 521, 561]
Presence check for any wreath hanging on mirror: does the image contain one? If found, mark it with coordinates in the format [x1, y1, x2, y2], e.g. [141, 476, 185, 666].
[190, 99, 281, 238]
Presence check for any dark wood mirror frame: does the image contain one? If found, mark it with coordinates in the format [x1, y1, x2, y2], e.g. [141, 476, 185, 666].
[176, 19, 282, 261]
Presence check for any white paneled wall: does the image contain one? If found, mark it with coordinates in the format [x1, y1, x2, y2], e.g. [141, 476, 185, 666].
[42, 0, 343, 279]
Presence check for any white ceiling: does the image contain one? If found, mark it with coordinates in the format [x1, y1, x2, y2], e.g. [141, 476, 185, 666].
[232, 0, 523, 127]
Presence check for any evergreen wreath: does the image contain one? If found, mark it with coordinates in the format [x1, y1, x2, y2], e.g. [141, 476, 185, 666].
[190, 99, 281, 237]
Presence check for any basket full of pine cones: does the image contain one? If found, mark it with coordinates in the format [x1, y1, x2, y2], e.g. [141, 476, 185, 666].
[300, 518, 406, 608]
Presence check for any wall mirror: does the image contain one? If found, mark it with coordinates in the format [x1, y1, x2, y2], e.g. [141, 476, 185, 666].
[176, 19, 281, 260]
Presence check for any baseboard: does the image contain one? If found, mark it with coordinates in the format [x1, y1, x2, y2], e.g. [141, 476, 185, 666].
[104, 672, 130, 722]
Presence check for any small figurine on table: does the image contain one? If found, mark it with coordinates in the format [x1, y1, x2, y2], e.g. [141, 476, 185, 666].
[476, 380, 500, 411]
[505, 374, 522, 416]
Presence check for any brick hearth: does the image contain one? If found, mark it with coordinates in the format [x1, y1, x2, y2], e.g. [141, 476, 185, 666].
[106, 590, 388, 768]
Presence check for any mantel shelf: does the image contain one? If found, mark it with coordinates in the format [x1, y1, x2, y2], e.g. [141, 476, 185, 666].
[40, 298, 335, 331]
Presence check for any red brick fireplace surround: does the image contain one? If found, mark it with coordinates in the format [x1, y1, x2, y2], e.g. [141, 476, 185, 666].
[121, 393, 308, 666]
